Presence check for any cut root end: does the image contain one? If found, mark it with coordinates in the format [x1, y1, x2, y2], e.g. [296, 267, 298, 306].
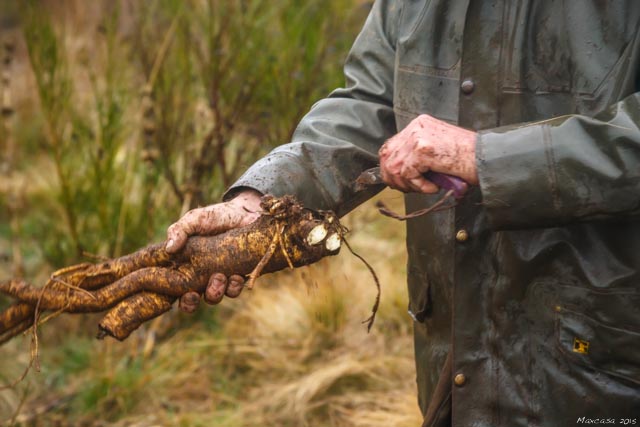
[306, 224, 328, 246]
[325, 233, 341, 251]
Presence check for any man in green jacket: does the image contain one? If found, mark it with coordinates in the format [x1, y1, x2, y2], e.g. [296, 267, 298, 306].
[166, 1, 640, 425]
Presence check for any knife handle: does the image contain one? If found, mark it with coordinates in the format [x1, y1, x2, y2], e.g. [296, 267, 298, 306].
[424, 171, 468, 199]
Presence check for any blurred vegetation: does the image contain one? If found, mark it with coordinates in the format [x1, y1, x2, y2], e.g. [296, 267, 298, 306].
[0, 1, 421, 426]
[0, 0, 365, 269]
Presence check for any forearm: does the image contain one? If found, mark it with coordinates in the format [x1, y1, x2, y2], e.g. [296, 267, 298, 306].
[226, 99, 395, 215]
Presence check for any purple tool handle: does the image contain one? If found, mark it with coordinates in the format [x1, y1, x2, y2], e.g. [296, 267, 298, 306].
[424, 171, 468, 199]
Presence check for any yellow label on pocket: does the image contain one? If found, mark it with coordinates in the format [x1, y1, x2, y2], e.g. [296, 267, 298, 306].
[573, 338, 590, 354]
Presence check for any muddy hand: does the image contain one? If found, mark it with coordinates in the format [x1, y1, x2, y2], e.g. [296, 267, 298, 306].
[378, 114, 478, 194]
[168, 189, 262, 311]
[166, 189, 263, 252]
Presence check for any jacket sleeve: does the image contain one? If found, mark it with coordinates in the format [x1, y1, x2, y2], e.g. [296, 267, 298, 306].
[224, 0, 401, 216]
[477, 92, 640, 229]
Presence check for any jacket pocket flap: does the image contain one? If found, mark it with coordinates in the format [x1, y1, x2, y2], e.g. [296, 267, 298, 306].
[556, 309, 640, 385]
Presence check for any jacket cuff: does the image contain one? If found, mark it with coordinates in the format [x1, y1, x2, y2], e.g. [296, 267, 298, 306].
[223, 151, 317, 203]
[476, 123, 565, 229]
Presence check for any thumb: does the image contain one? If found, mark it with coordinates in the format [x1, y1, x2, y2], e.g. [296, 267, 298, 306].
[165, 203, 255, 253]
[166, 221, 189, 253]
[166, 206, 227, 253]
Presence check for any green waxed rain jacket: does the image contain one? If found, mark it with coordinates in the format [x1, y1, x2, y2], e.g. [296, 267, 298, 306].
[227, 1, 640, 425]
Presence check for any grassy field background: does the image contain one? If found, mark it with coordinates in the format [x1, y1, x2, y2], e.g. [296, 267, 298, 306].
[0, 1, 422, 425]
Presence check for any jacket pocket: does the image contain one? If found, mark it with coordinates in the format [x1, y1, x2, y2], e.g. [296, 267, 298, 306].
[556, 308, 640, 386]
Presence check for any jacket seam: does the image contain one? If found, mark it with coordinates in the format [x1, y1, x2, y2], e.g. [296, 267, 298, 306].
[541, 124, 562, 213]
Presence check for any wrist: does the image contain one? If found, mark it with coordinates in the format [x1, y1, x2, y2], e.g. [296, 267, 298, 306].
[230, 189, 263, 213]
[460, 133, 479, 185]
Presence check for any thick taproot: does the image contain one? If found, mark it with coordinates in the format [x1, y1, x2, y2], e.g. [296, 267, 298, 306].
[0, 212, 337, 311]
[0, 196, 342, 342]
[0, 301, 33, 331]
[98, 292, 175, 341]
[0, 301, 35, 345]
[0, 267, 194, 311]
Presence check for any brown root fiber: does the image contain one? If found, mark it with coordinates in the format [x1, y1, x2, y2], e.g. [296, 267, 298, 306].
[0, 196, 343, 341]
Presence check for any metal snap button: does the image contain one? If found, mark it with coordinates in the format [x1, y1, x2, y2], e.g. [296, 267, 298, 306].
[460, 79, 475, 94]
[455, 229, 469, 242]
[454, 373, 467, 386]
